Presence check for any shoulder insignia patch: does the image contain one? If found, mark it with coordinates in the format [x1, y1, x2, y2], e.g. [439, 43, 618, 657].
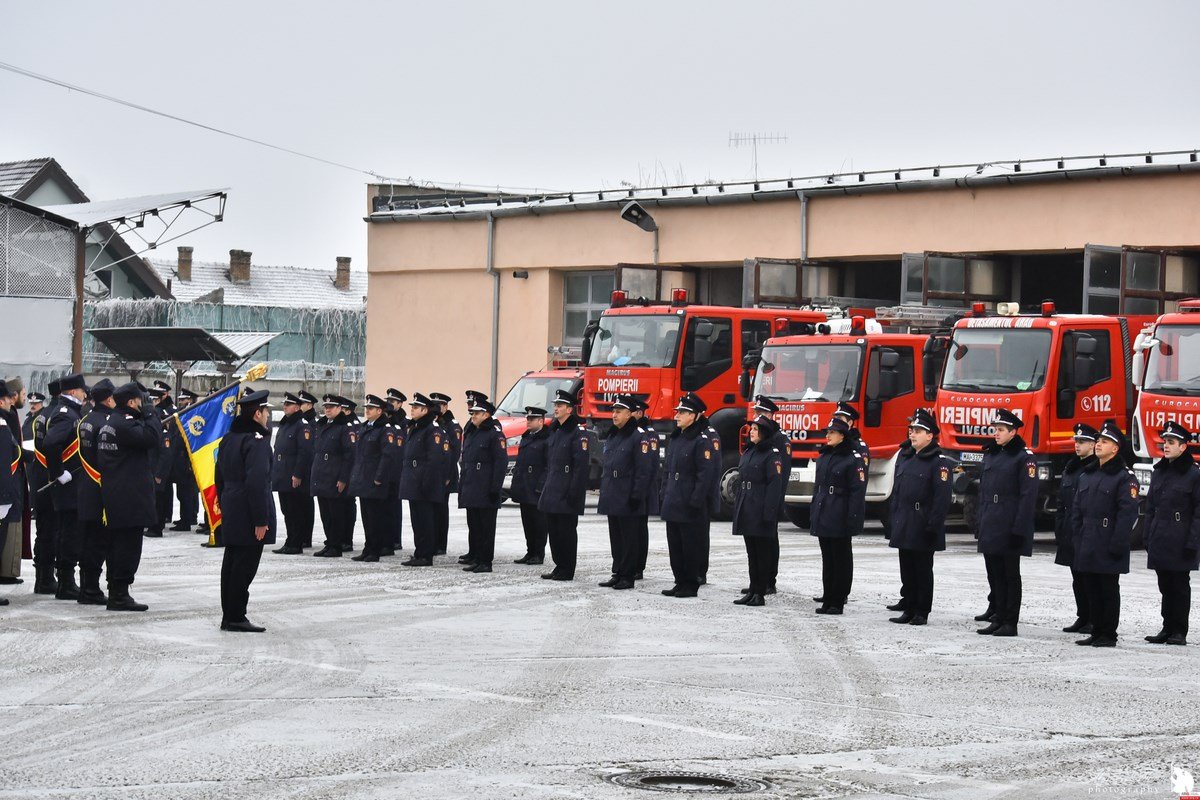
[434, 434, 441, 444]
[776, 461, 783, 474]
[939, 466, 950, 482]
[863, 455, 870, 466]
[303, 430, 311, 440]
[0, 418, 5, 427]
[651, 440, 658, 450]
[858, 468, 866, 481]
[164, 440, 170, 448]
[641, 441, 649, 453]
[349, 433, 357, 443]
[443, 442, 450, 452]
[703, 449, 711, 460]
[254, 433, 264, 439]
[387, 434, 395, 444]
[712, 440, 720, 451]
[1028, 464, 1037, 478]
[1130, 484, 1139, 498]
[581, 438, 588, 451]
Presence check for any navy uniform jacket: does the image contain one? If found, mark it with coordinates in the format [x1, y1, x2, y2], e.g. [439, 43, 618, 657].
[1054, 454, 1095, 567]
[809, 439, 868, 538]
[598, 421, 654, 517]
[43, 397, 84, 512]
[1071, 457, 1139, 575]
[27, 407, 50, 495]
[846, 427, 870, 464]
[98, 402, 162, 529]
[152, 401, 176, 489]
[215, 415, 276, 546]
[459, 418, 507, 509]
[509, 426, 550, 505]
[0, 411, 22, 523]
[537, 414, 590, 516]
[659, 416, 721, 524]
[1144, 451, 1200, 572]
[887, 441, 954, 552]
[399, 415, 450, 503]
[76, 406, 112, 523]
[348, 419, 397, 500]
[638, 422, 662, 516]
[310, 413, 355, 498]
[731, 439, 785, 537]
[271, 411, 314, 494]
[440, 413, 463, 493]
[976, 435, 1039, 557]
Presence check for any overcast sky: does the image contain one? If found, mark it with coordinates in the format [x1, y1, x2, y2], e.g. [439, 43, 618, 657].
[4, 1, 1199, 268]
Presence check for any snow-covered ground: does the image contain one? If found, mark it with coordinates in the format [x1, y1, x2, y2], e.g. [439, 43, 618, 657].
[2, 501, 1196, 799]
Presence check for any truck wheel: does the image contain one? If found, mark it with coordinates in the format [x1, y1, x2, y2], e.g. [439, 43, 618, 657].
[962, 492, 980, 537]
[784, 505, 810, 530]
[715, 453, 740, 521]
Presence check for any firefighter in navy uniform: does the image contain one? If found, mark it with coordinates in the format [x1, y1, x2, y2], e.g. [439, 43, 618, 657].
[975, 408, 1038, 637]
[537, 389, 590, 581]
[0, 380, 22, 605]
[147, 381, 175, 538]
[632, 397, 659, 580]
[1055, 423, 1098, 634]
[510, 406, 550, 565]
[1143, 421, 1200, 646]
[598, 394, 654, 590]
[1071, 420, 1140, 648]
[30, 379, 60, 593]
[808, 416, 867, 614]
[731, 415, 786, 607]
[886, 409, 953, 625]
[310, 395, 355, 558]
[43, 372, 89, 600]
[215, 390, 275, 633]
[400, 393, 450, 566]
[75, 379, 115, 605]
[271, 392, 315, 555]
[385, 388, 408, 551]
[833, 401, 870, 462]
[97, 383, 161, 612]
[659, 393, 721, 598]
[168, 388, 201, 532]
[430, 392, 461, 557]
[339, 398, 361, 552]
[348, 394, 397, 562]
[458, 395, 507, 573]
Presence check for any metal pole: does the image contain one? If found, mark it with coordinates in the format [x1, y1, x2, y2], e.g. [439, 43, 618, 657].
[486, 213, 499, 399]
[652, 228, 659, 266]
[72, 229, 85, 372]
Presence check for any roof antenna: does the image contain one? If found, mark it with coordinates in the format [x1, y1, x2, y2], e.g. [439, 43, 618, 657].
[729, 131, 788, 181]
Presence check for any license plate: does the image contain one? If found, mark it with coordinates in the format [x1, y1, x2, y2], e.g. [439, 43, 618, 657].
[958, 451, 983, 463]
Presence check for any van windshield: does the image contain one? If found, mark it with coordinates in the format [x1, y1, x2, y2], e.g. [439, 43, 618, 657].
[941, 328, 1052, 392]
[751, 344, 863, 402]
[587, 315, 683, 368]
[1144, 324, 1200, 395]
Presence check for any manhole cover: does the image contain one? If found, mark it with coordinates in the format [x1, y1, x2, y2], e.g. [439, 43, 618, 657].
[607, 770, 768, 794]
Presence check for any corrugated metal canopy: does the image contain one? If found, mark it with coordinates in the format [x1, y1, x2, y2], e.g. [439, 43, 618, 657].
[88, 327, 278, 363]
[40, 188, 228, 228]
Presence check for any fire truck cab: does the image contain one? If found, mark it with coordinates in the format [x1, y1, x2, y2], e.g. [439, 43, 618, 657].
[581, 289, 826, 517]
[934, 302, 1136, 530]
[494, 366, 596, 494]
[1131, 299, 1200, 496]
[744, 316, 935, 528]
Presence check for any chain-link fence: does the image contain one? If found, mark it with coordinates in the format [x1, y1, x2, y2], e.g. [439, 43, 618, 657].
[0, 201, 75, 298]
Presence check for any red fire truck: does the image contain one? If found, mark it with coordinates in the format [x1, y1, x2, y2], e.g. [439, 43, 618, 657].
[1131, 299, 1200, 496]
[744, 315, 939, 528]
[933, 301, 1141, 529]
[581, 288, 827, 517]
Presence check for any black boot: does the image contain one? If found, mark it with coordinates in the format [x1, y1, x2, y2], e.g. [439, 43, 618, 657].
[973, 606, 996, 622]
[886, 601, 907, 612]
[977, 621, 1003, 635]
[76, 572, 108, 605]
[107, 584, 148, 612]
[33, 564, 57, 595]
[889, 611, 914, 624]
[743, 594, 765, 606]
[1145, 628, 1170, 644]
[54, 568, 80, 600]
[1063, 618, 1089, 633]
[991, 623, 1018, 637]
[1165, 633, 1188, 646]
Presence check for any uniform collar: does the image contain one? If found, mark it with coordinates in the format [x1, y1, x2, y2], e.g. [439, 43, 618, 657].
[1156, 449, 1196, 474]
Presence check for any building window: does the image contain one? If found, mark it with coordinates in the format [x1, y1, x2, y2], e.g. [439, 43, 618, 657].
[1086, 248, 1200, 315]
[901, 253, 1010, 307]
[563, 271, 614, 344]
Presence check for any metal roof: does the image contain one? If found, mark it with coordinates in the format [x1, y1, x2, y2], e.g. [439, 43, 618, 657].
[369, 148, 1200, 223]
[147, 257, 367, 310]
[39, 188, 228, 228]
[88, 327, 279, 364]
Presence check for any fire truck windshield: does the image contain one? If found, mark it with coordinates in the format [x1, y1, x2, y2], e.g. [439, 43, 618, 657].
[496, 375, 580, 416]
[941, 328, 1052, 393]
[1144, 324, 1200, 395]
[751, 344, 863, 402]
[587, 315, 683, 367]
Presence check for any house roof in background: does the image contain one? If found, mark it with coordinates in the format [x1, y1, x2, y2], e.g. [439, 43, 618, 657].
[147, 257, 367, 310]
[0, 157, 88, 202]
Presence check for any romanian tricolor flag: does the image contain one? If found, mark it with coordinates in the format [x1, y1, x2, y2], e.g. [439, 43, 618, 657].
[175, 384, 241, 531]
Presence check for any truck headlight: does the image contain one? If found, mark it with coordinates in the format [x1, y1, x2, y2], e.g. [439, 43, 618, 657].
[1037, 465, 1052, 482]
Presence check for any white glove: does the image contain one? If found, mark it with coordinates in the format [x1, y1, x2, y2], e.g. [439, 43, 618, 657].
[57, 471, 73, 485]
[0, 504, 10, 518]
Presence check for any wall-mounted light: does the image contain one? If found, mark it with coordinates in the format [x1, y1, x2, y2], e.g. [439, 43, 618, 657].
[512, 270, 529, 279]
[1057, 159, 1064, 169]
[933, 167, 940, 177]
[620, 201, 658, 232]
[1100, 156, 1107, 166]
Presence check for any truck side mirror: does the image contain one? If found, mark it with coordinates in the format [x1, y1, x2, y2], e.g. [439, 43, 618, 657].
[740, 349, 762, 401]
[921, 337, 949, 402]
[581, 320, 600, 365]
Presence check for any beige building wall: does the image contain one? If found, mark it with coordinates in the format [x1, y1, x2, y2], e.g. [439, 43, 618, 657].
[366, 170, 1200, 409]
